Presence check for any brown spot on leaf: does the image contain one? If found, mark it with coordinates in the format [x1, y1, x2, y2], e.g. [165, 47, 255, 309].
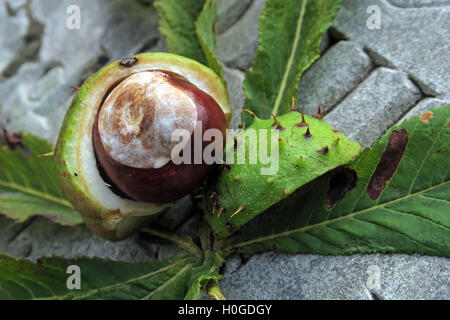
[0, 128, 31, 157]
[419, 111, 433, 123]
[0, 128, 22, 150]
[325, 168, 358, 210]
[367, 129, 408, 200]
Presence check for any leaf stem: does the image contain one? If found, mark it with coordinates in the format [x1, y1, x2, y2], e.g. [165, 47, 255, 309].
[206, 279, 225, 300]
[142, 228, 203, 258]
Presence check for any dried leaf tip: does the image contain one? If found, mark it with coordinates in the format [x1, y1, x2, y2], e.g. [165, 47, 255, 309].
[271, 114, 285, 131]
[313, 105, 324, 119]
[296, 109, 309, 127]
[230, 205, 245, 218]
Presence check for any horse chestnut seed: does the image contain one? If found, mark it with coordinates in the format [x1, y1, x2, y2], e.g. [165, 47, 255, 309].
[92, 70, 227, 203]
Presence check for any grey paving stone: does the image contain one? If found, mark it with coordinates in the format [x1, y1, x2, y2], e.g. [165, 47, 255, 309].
[319, 30, 331, 54]
[154, 195, 195, 231]
[325, 67, 422, 147]
[220, 252, 450, 300]
[217, 0, 265, 70]
[6, 0, 27, 11]
[297, 41, 373, 115]
[397, 94, 450, 124]
[30, 0, 160, 66]
[217, 0, 253, 34]
[0, 0, 161, 143]
[388, 0, 450, 8]
[223, 66, 246, 128]
[333, 0, 450, 96]
[0, 63, 62, 142]
[0, 216, 158, 263]
[0, 215, 31, 253]
[157, 245, 184, 261]
[0, 1, 29, 74]
[177, 214, 201, 240]
[98, 1, 160, 60]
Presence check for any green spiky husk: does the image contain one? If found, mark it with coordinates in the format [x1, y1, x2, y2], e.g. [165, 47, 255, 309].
[204, 111, 361, 238]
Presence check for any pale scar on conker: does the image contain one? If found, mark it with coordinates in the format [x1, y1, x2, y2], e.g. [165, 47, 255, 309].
[93, 69, 227, 203]
[367, 129, 408, 200]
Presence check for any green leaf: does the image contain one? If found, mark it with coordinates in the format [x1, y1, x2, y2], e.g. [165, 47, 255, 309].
[223, 105, 450, 257]
[155, 0, 207, 64]
[195, 0, 226, 82]
[242, 0, 341, 124]
[0, 253, 196, 300]
[0, 133, 82, 226]
[185, 251, 224, 300]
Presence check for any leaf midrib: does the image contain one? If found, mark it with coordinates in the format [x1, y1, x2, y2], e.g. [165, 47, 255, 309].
[226, 180, 450, 250]
[0, 180, 71, 208]
[142, 263, 193, 300]
[272, 0, 307, 116]
[33, 259, 190, 300]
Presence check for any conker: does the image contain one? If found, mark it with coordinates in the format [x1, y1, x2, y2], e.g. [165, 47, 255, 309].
[92, 70, 227, 203]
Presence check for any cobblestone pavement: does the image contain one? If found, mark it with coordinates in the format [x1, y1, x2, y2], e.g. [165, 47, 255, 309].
[0, 0, 448, 299]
